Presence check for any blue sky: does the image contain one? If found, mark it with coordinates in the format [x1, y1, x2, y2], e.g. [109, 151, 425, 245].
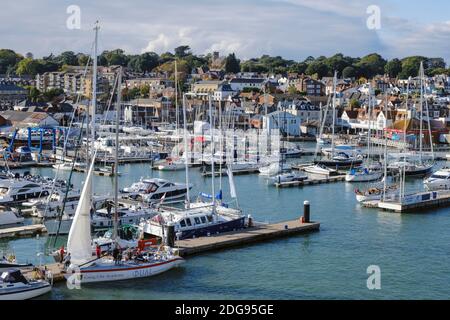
[0, 0, 449, 63]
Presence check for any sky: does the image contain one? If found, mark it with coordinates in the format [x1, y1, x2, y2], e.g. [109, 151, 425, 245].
[0, 0, 449, 63]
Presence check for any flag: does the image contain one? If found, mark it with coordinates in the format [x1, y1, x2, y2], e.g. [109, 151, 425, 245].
[227, 167, 237, 199]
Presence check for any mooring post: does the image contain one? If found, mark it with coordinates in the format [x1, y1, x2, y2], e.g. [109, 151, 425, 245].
[304, 200, 310, 223]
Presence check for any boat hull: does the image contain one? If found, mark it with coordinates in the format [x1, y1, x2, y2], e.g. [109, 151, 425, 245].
[0, 283, 51, 300]
[64, 258, 184, 284]
[345, 171, 383, 182]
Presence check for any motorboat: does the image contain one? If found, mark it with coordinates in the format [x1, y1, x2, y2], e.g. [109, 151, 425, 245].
[355, 185, 399, 202]
[0, 269, 51, 300]
[303, 164, 338, 176]
[345, 166, 383, 182]
[259, 162, 291, 176]
[44, 204, 156, 235]
[270, 171, 308, 184]
[314, 152, 364, 169]
[0, 179, 52, 205]
[140, 203, 246, 240]
[388, 161, 434, 177]
[0, 207, 24, 227]
[0, 256, 33, 272]
[155, 158, 185, 171]
[121, 178, 191, 204]
[424, 169, 450, 191]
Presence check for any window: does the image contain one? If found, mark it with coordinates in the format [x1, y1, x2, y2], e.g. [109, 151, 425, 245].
[180, 220, 187, 228]
[186, 218, 192, 227]
[194, 217, 201, 224]
[200, 216, 207, 224]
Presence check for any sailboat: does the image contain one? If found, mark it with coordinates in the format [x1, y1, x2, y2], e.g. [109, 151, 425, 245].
[354, 94, 399, 202]
[346, 83, 382, 182]
[64, 30, 183, 284]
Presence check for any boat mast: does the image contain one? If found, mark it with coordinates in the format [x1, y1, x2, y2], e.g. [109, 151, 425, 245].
[175, 60, 179, 157]
[90, 21, 99, 198]
[182, 94, 191, 209]
[208, 94, 216, 212]
[419, 63, 424, 164]
[112, 68, 122, 241]
[367, 83, 372, 166]
[331, 71, 337, 158]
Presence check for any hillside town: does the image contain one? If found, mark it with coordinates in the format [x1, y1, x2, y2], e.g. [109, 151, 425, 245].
[1, 48, 450, 153]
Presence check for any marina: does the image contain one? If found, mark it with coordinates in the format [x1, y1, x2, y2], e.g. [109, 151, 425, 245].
[1, 1, 450, 303]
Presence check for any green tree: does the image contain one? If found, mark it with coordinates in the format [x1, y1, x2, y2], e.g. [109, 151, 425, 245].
[174, 46, 191, 58]
[140, 84, 150, 98]
[16, 58, 40, 76]
[356, 53, 386, 78]
[349, 98, 360, 110]
[0, 49, 23, 74]
[342, 66, 357, 78]
[77, 53, 90, 66]
[287, 85, 298, 95]
[224, 53, 240, 73]
[288, 62, 307, 74]
[385, 58, 402, 77]
[398, 56, 425, 78]
[305, 61, 329, 78]
[57, 51, 78, 65]
[128, 52, 160, 73]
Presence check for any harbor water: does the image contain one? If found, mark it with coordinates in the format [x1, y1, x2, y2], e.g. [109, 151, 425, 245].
[1, 153, 450, 300]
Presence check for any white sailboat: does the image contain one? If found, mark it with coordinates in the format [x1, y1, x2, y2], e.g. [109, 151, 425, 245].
[346, 83, 382, 182]
[65, 32, 183, 284]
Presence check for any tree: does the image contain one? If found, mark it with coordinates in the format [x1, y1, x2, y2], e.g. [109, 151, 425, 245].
[57, 51, 78, 65]
[0, 49, 23, 74]
[174, 46, 191, 58]
[140, 84, 150, 98]
[128, 52, 159, 73]
[25, 52, 34, 59]
[399, 56, 425, 78]
[385, 58, 402, 77]
[349, 98, 360, 110]
[288, 85, 298, 95]
[77, 53, 90, 66]
[288, 62, 307, 74]
[342, 66, 357, 78]
[101, 49, 128, 66]
[305, 61, 329, 78]
[224, 53, 240, 73]
[16, 58, 40, 76]
[356, 53, 386, 78]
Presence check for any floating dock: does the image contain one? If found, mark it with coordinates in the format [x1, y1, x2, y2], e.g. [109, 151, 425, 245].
[0, 224, 47, 239]
[201, 168, 261, 177]
[176, 220, 320, 257]
[275, 175, 346, 188]
[22, 217, 319, 283]
[377, 190, 450, 213]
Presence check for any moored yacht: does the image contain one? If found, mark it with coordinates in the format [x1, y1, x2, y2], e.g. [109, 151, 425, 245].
[303, 164, 338, 176]
[140, 202, 246, 240]
[0, 207, 24, 227]
[424, 169, 450, 191]
[270, 171, 308, 184]
[121, 178, 191, 204]
[0, 269, 51, 300]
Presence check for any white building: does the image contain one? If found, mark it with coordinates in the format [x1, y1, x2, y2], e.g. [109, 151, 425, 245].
[229, 78, 265, 92]
[262, 111, 301, 136]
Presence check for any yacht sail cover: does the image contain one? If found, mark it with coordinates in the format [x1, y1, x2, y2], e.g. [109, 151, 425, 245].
[67, 160, 95, 265]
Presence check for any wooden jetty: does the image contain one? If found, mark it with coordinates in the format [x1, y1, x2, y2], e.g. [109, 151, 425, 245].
[275, 175, 346, 188]
[0, 224, 47, 239]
